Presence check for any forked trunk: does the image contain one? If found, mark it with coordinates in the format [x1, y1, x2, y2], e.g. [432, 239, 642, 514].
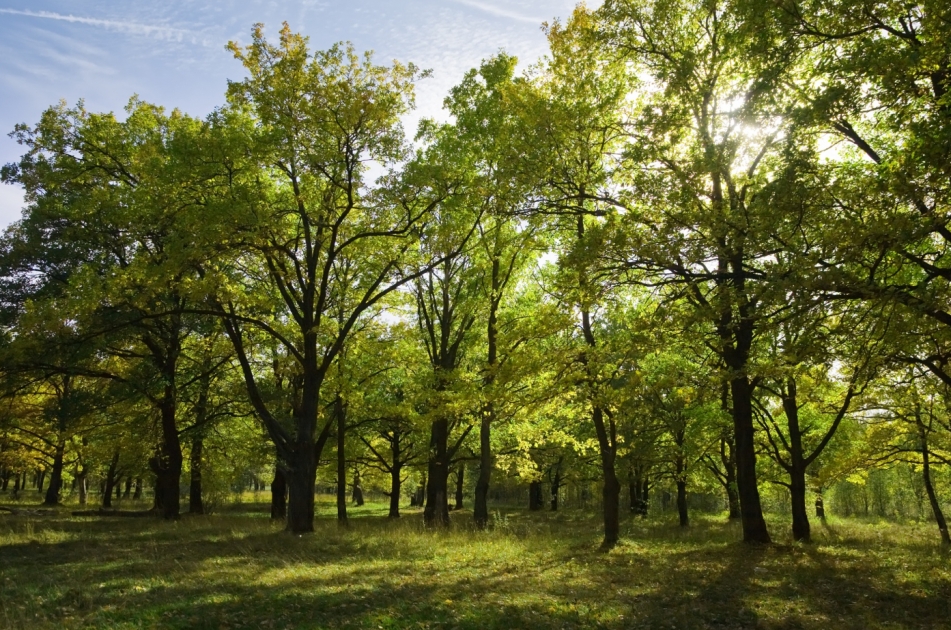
[782, 378, 810, 542]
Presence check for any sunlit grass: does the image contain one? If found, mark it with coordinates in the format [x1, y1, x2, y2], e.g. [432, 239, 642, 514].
[0, 501, 948, 629]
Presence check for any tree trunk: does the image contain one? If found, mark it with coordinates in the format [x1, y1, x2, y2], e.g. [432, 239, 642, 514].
[529, 480, 544, 511]
[550, 466, 562, 511]
[351, 470, 364, 507]
[730, 375, 771, 543]
[335, 396, 348, 526]
[815, 494, 825, 519]
[424, 418, 451, 527]
[918, 417, 951, 546]
[123, 476, 132, 499]
[790, 466, 810, 542]
[474, 404, 493, 528]
[43, 440, 66, 506]
[782, 378, 811, 542]
[677, 479, 689, 527]
[453, 463, 465, 510]
[151, 392, 183, 520]
[102, 450, 120, 509]
[189, 433, 205, 514]
[411, 475, 426, 507]
[77, 466, 88, 505]
[388, 462, 402, 518]
[602, 459, 621, 548]
[475, 256, 501, 528]
[270, 466, 287, 520]
[133, 477, 142, 500]
[720, 438, 741, 519]
[36, 469, 46, 493]
[285, 447, 316, 532]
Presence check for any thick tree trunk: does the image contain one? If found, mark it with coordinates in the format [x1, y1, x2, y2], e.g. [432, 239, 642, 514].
[918, 420, 951, 546]
[336, 396, 348, 526]
[285, 447, 316, 533]
[454, 463, 464, 510]
[43, 440, 65, 506]
[424, 418, 451, 527]
[189, 433, 204, 514]
[790, 471, 810, 541]
[550, 465, 562, 511]
[815, 494, 825, 519]
[151, 393, 183, 520]
[529, 480, 544, 511]
[270, 467, 287, 520]
[730, 376, 771, 543]
[36, 469, 46, 493]
[123, 477, 132, 499]
[133, 477, 142, 500]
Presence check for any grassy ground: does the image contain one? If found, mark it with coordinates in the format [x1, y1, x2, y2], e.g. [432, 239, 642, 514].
[0, 498, 949, 629]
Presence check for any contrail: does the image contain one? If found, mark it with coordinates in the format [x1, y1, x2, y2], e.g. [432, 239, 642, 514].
[0, 8, 193, 40]
[452, 0, 543, 25]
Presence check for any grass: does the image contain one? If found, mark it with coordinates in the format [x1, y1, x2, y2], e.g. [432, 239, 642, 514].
[0, 497, 949, 629]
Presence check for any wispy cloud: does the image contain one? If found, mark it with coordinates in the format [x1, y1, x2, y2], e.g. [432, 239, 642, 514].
[0, 8, 194, 41]
[451, 0, 543, 24]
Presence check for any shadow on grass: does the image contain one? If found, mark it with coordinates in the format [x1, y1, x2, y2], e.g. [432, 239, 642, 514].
[1, 509, 949, 629]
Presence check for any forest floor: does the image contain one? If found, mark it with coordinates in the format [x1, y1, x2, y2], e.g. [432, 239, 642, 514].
[0, 498, 948, 629]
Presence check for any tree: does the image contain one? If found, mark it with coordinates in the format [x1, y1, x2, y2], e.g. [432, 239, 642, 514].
[209, 25, 452, 532]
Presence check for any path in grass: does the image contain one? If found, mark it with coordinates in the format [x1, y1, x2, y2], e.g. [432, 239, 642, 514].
[0, 502, 948, 629]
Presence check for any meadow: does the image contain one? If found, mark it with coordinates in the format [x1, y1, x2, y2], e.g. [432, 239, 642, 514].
[1, 498, 949, 629]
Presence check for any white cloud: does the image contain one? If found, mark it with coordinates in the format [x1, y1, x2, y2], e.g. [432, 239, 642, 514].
[0, 8, 194, 41]
[451, 0, 544, 24]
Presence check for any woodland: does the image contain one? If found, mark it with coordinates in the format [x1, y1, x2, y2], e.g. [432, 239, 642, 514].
[1, 1, 951, 628]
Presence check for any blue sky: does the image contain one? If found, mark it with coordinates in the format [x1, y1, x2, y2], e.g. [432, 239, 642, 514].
[0, 0, 585, 227]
